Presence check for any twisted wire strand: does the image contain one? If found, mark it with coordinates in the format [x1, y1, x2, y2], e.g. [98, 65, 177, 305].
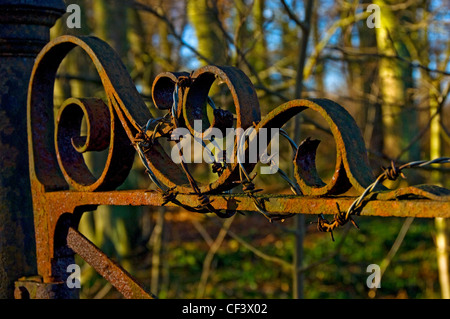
[135, 140, 167, 193]
[277, 128, 302, 195]
[171, 82, 179, 121]
[309, 157, 449, 240]
[280, 128, 298, 153]
[235, 125, 277, 221]
[344, 157, 450, 220]
[133, 79, 237, 217]
[276, 130, 450, 236]
[171, 81, 231, 216]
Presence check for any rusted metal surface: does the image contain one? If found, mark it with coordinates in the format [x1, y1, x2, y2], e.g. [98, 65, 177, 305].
[0, 0, 65, 298]
[0, 0, 66, 57]
[149, 65, 261, 194]
[28, 35, 144, 193]
[24, 34, 449, 299]
[42, 189, 450, 219]
[14, 277, 78, 299]
[254, 98, 380, 196]
[66, 227, 154, 299]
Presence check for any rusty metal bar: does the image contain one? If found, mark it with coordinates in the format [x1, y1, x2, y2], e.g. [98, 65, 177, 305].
[0, 0, 66, 298]
[14, 277, 78, 299]
[45, 189, 450, 219]
[66, 227, 154, 299]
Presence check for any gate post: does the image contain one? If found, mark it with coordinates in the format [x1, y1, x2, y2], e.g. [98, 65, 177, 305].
[0, 0, 65, 298]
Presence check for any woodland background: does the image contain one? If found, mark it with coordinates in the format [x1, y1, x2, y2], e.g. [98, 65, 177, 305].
[52, 0, 449, 299]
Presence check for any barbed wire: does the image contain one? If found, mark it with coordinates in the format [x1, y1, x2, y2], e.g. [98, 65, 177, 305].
[134, 78, 241, 218]
[135, 74, 450, 235]
[316, 157, 450, 241]
[235, 126, 274, 221]
[136, 102, 450, 239]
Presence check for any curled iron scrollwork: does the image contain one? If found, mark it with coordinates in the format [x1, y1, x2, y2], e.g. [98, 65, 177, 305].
[28, 35, 147, 192]
[28, 35, 377, 198]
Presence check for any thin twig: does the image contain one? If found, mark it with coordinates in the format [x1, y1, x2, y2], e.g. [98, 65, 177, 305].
[330, 46, 450, 77]
[222, 224, 293, 271]
[441, 122, 450, 146]
[130, 0, 214, 65]
[369, 217, 415, 297]
[196, 215, 235, 298]
[280, 0, 307, 31]
[191, 219, 214, 247]
[93, 282, 113, 299]
[395, 83, 449, 160]
[211, 4, 264, 85]
[380, 217, 415, 279]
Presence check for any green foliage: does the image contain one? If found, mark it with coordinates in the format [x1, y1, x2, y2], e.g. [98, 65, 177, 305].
[78, 214, 442, 299]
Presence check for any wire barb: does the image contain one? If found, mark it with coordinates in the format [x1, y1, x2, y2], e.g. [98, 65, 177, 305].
[313, 157, 449, 240]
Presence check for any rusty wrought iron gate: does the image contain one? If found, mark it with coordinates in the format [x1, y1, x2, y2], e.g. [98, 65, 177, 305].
[13, 34, 449, 299]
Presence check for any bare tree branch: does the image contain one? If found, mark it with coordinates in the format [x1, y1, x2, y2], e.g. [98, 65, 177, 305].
[330, 46, 450, 77]
[395, 81, 450, 160]
[196, 215, 235, 298]
[280, 0, 307, 32]
[130, 0, 214, 65]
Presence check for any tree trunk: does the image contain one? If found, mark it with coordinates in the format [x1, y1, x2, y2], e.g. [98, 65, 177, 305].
[291, 0, 314, 300]
[422, 6, 450, 298]
[357, 0, 383, 163]
[0, 0, 65, 298]
[374, 0, 418, 162]
[187, 0, 228, 65]
[150, 208, 165, 296]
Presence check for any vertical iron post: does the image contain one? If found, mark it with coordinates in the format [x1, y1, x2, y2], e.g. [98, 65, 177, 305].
[0, 0, 65, 298]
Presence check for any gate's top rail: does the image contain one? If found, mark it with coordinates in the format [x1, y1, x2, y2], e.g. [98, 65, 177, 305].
[43, 187, 450, 219]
